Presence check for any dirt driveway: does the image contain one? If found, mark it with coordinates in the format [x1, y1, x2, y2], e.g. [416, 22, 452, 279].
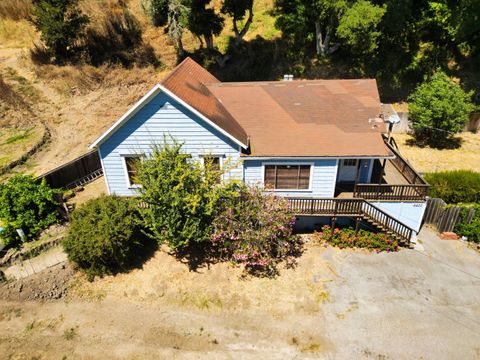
[1, 227, 480, 359]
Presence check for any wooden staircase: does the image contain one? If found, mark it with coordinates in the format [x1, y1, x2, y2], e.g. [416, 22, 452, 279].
[287, 198, 415, 244]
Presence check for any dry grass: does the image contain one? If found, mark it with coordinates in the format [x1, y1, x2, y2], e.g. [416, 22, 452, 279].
[392, 132, 480, 173]
[0, 19, 37, 48]
[0, 0, 31, 21]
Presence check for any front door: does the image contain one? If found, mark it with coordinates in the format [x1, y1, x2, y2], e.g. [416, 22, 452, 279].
[337, 159, 358, 182]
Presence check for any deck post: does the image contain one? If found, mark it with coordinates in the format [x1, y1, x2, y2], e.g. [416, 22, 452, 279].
[331, 217, 337, 238]
[355, 217, 360, 235]
[354, 160, 361, 186]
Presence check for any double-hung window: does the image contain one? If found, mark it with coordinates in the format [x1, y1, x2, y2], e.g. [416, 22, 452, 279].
[202, 155, 222, 183]
[123, 155, 143, 188]
[264, 164, 311, 190]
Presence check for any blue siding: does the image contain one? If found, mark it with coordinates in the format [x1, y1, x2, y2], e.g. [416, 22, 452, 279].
[243, 159, 338, 197]
[99, 92, 242, 196]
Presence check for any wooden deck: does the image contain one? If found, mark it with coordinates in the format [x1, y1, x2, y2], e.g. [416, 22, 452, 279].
[288, 198, 414, 243]
[336, 143, 429, 201]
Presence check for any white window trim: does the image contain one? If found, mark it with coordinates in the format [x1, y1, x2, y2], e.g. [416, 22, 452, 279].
[121, 154, 144, 189]
[200, 154, 224, 182]
[342, 159, 358, 167]
[262, 162, 314, 192]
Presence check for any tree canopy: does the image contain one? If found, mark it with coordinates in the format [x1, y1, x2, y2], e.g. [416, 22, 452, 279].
[408, 71, 474, 145]
[32, 0, 89, 61]
[274, 0, 386, 56]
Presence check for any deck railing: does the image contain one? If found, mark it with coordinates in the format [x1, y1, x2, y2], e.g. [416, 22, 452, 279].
[386, 140, 427, 185]
[353, 137, 429, 201]
[353, 183, 429, 201]
[287, 197, 414, 243]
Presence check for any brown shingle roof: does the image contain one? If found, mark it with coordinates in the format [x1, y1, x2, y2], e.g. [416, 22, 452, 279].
[207, 80, 391, 157]
[162, 57, 391, 158]
[161, 58, 249, 146]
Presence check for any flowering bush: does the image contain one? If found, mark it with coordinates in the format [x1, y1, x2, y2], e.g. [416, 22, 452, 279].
[211, 186, 302, 275]
[313, 225, 399, 252]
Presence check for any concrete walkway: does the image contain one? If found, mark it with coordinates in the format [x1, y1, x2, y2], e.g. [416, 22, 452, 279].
[3, 246, 67, 280]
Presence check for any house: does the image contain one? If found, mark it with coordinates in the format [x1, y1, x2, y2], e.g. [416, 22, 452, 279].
[89, 57, 429, 243]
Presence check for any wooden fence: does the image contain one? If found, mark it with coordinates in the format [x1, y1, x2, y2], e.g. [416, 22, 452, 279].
[37, 150, 103, 189]
[423, 198, 476, 233]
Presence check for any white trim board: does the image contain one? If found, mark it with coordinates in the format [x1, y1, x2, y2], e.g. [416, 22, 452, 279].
[243, 155, 395, 160]
[88, 84, 248, 150]
[121, 154, 144, 189]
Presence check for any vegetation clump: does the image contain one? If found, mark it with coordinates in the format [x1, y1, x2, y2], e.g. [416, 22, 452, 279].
[63, 195, 145, 279]
[135, 141, 302, 275]
[211, 186, 302, 275]
[0, 175, 61, 247]
[408, 71, 475, 147]
[454, 204, 480, 244]
[136, 141, 234, 251]
[32, 0, 89, 62]
[425, 170, 480, 204]
[313, 225, 399, 252]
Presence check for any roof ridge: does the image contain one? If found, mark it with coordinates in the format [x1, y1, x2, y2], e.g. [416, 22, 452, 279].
[161, 57, 219, 86]
[205, 78, 378, 86]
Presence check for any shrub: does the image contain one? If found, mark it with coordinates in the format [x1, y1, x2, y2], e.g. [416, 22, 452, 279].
[63, 195, 145, 279]
[454, 204, 480, 243]
[0, 175, 60, 246]
[408, 71, 474, 146]
[31, 0, 89, 62]
[425, 170, 480, 203]
[211, 186, 302, 275]
[313, 225, 399, 252]
[137, 141, 235, 251]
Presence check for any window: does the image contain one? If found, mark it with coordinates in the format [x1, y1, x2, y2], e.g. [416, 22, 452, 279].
[264, 164, 311, 190]
[343, 159, 357, 167]
[123, 155, 143, 187]
[203, 156, 222, 183]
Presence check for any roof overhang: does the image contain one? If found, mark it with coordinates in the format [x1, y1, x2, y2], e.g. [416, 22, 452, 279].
[89, 84, 249, 150]
[241, 155, 396, 160]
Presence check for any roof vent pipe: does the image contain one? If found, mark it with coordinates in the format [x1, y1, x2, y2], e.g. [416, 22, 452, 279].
[283, 74, 294, 81]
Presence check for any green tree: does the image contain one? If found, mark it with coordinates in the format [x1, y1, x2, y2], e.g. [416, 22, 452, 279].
[187, 0, 224, 50]
[274, 0, 385, 57]
[143, 0, 169, 26]
[0, 175, 60, 246]
[32, 0, 89, 62]
[408, 71, 474, 144]
[336, 0, 386, 56]
[136, 141, 236, 251]
[221, 0, 254, 45]
[143, 0, 189, 57]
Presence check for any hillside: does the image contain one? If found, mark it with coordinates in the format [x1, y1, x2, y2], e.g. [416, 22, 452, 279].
[0, 0, 285, 175]
[0, 0, 479, 176]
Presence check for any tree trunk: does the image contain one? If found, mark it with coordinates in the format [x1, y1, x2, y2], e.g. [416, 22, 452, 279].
[196, 35, 204, 49]
[177, 36, 184, 57]
[233, 7, 254, 45]
[216, 53, 231, 68]
[315, 22, 339, 56]
[205, 35, 214, 50]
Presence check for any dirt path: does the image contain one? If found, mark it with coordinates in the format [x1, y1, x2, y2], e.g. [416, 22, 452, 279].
[1, 228, 480, 359]
[0, 47, 161, 175]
